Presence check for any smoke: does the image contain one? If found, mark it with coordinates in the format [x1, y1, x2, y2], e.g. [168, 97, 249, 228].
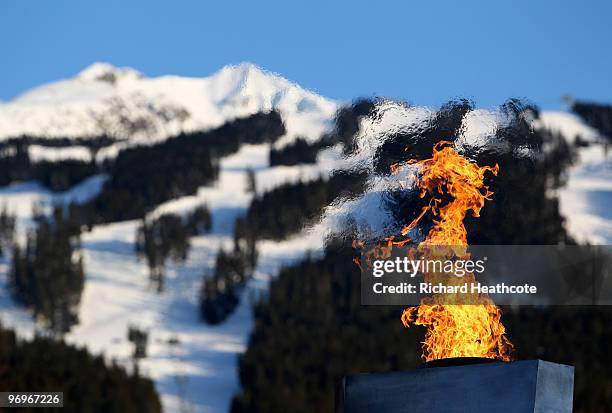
[311, 98, 541, 243]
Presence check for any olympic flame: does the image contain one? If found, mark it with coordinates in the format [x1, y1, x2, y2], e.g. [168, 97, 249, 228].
[389, 141, 513, 362]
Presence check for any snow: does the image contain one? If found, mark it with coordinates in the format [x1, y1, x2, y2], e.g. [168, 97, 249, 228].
[0, 174, 107, 234]
[0, 260, 39, 339]
[537, 111, 603, 143]
[0, 62, 337, 148]
[77, 62, 144, 83]
[0, 174, 109, 338]
[66, 142, 331, 412]
[0, 141, 330, 413]
[557, 144, 612, 244]
[28, 145, 93, 162]
[536, 112, 612, 244]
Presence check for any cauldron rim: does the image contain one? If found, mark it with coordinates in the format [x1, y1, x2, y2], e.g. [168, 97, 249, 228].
[420, 357, 500, 368]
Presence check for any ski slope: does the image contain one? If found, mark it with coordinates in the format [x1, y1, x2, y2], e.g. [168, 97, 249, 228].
[0, 143, 337, 413]
[538, 111, 612, 244]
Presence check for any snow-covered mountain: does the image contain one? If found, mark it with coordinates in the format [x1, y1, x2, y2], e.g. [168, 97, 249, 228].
[0, 62, 343, 413]
[0, 63, 610, 413]
[0, 62, 337, 146]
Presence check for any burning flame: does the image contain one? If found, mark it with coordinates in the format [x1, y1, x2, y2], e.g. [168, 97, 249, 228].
[391, 141, 513, 362]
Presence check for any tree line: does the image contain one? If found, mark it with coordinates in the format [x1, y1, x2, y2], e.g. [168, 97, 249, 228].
[0, 111, 285, 230]
[241, 171, 367, 241]
[69, 110, 285, 225]
[0, 142, 97, 191]
[269, 137, 330, 166]
[571, 99, 612, 141]
[0, 323, 161, 413]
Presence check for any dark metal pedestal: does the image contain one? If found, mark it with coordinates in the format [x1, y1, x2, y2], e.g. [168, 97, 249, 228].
[339, 360, 574, 413]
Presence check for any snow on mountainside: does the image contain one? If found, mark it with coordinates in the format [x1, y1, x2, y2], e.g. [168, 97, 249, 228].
[537, 111, 603, 143]
[0, 63, 610, 413]
[0, 63, 340, 412]
[0, 143, 338, 413]
[0, 62, 337, 146]
[535, 111, 612, 243]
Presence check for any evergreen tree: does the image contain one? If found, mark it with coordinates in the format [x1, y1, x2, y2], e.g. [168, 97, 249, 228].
[136, 207, 211, 291]
[234, 217, 258, 270]
[186, 205, 213, 235]
[246, 168, 257, 194]
[127, 325, 149, 360]
[137, 214, 187, 292]
[9, 209, 84, 334]
[0, 205, 16, 257]
[199, 248, 249, 325]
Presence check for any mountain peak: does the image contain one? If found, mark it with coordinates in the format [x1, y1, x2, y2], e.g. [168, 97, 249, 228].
[211, 62, 273, 86]
[0, 62, 337, 142]
[78, 62, 143, 84]
[224, 61, 263, 74]
[232, 61, 260, 73]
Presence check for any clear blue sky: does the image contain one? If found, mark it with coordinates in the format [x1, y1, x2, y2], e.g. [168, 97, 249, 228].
[1, 0, 611, 109]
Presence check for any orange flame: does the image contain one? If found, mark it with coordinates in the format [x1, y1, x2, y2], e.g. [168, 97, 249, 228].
[392, 141, 513, 362]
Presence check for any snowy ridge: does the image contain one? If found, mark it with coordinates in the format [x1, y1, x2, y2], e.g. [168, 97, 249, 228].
[537, 111, 603, 143]
[0, 62, 337, 146]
